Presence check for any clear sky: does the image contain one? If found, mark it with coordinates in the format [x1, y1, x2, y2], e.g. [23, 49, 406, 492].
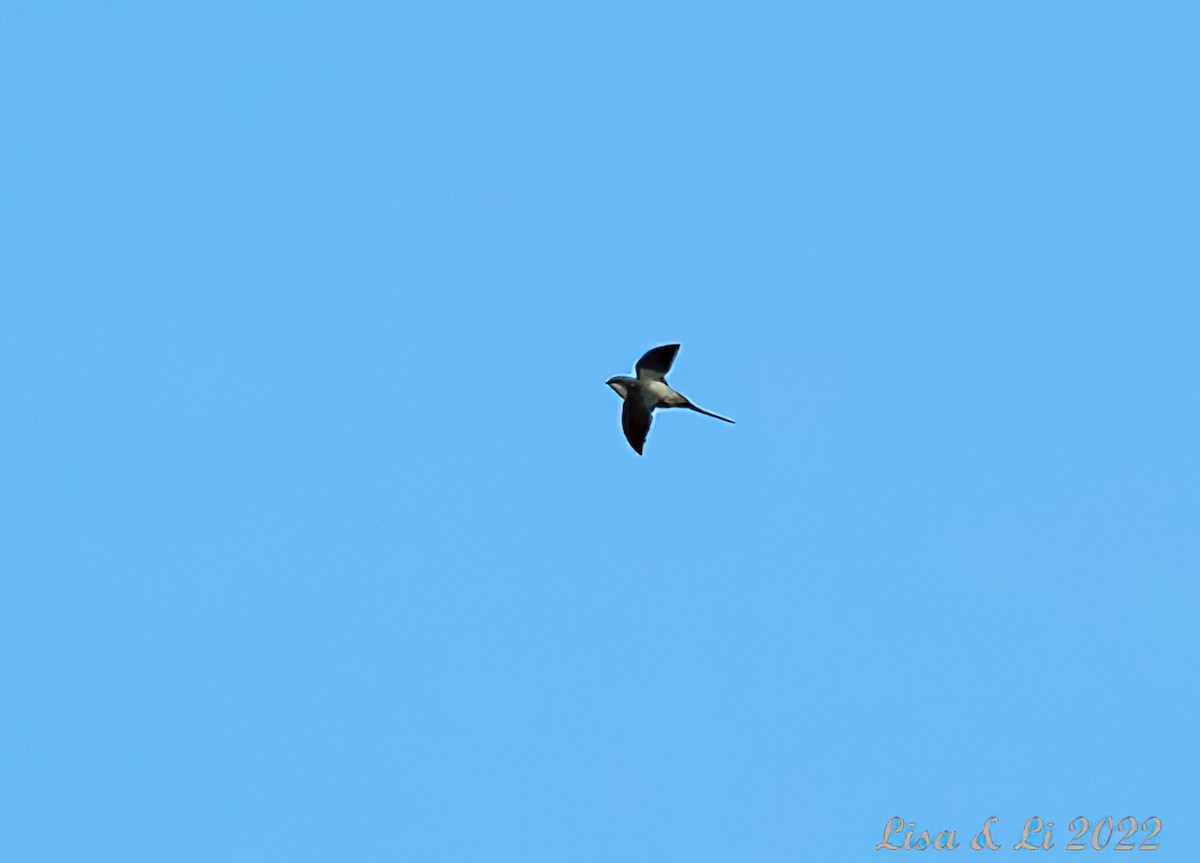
[2, 2, 1197, 861]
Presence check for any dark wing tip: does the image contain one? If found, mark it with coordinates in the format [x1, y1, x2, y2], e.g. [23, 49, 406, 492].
[635, 343, 681, 380]
[621, 397, 652, 456]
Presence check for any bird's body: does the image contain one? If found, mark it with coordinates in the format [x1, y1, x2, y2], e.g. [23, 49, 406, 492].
[605, 344, 734, 455]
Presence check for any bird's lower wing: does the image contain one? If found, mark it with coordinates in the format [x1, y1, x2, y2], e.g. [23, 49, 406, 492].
[622, 396, 653, 455]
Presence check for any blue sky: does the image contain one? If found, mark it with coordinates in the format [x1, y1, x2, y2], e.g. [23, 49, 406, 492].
[2, 2, 1197, 860]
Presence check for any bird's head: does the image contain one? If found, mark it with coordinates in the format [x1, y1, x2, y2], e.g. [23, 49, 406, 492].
[605, 376, 632, 399]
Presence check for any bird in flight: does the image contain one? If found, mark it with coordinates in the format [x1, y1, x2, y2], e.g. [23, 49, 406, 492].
[606, 343, 735, 455]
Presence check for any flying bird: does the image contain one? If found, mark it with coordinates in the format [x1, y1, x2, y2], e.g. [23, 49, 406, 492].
[606, 343, 735, 455]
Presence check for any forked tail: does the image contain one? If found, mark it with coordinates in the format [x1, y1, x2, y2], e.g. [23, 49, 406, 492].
[688, 403, 735, 423]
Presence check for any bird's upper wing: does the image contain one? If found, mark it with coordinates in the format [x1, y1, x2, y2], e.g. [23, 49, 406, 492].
[635, 344, 680, 382]
[621, 395, 652, 455]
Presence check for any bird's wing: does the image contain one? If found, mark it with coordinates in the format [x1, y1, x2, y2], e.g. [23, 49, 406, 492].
[635, 344, 680, 382]
[621, 395, 652, 455]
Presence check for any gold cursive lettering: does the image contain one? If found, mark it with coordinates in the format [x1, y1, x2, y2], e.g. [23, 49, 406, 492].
[933, 830, 959, 851]
[971, 817, 1000, 851]
[1015, 816, 1052, 851]
[876, 816, 905, 851]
